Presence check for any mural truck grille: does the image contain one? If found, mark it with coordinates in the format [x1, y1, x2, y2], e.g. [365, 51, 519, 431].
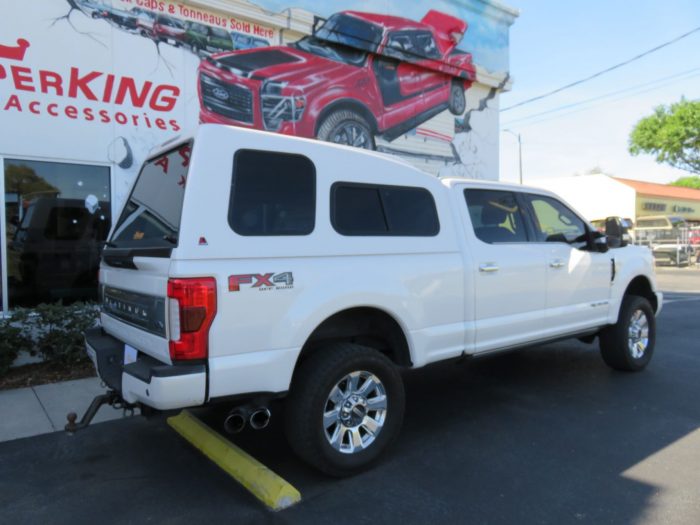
[200, 74, 254, 123]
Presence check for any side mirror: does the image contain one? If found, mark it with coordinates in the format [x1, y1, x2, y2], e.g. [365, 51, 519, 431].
[591, 230, 609, 253]
[605, 216, 628, 248]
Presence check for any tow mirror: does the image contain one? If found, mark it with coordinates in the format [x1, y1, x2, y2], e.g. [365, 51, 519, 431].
[605, 216, 628, 248]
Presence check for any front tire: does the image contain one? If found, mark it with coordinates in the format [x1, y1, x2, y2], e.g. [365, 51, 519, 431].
[316, 110, 376, 150]
[285, 343, 404, 477]
[599, 295, 656, 371]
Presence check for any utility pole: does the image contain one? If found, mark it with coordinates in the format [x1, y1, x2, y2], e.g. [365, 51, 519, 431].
[502, 129, 523, 184]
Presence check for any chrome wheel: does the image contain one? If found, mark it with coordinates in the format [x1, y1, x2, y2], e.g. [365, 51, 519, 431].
[323, 371, 387, 454]
[330, 123, 373, 149]
[627, 309, 649, 359]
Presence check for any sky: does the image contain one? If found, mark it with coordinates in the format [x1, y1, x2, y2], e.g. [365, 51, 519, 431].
[498, 0, 700, 185]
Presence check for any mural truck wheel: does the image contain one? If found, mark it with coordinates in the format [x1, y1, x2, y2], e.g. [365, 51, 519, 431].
[317, 110, 375, 150]
[448, 81, 466, 115]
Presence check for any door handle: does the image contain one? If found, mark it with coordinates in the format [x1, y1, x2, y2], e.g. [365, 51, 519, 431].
[479, 263, 499, 273]
[549, 259, 565, 269]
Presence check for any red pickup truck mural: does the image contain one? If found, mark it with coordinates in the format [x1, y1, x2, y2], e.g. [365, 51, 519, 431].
[197, 10, 476, 149]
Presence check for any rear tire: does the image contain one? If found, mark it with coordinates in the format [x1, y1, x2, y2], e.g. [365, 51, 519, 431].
[599, 295, 655, 371]
[285, 343, 404, 477]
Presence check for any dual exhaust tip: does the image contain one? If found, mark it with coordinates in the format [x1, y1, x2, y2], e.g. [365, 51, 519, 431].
[224, 407, 270, 434]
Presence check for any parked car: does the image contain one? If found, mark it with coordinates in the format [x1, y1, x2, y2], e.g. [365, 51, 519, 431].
[152, 15, 187, 46]
[230, 31, 269, 50]
[590, 216, 634, 246]
[197, 10, 476, 149]
[634, 215, 689, 244]
[183, 22, 234, 55]
[9, 196, 110, 304]
[132, 8, 156, 37]
[651, 243, 695, 267]
[100, 6, 139, 31]
[689, 228, 700, 246]
[75, 0, 107, 18]
[84, 125, 661, 476]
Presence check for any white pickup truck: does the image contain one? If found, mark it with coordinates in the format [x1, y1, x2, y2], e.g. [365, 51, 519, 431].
[85, 125, 661, 476]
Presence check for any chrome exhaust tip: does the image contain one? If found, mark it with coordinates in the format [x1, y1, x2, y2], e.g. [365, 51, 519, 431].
[223, 411, 246, 434]
[249, 408, 271, 430]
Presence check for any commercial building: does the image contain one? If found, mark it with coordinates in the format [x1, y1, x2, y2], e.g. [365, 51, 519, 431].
[0, 0, 517, 312]
[531, 174, 700, 225]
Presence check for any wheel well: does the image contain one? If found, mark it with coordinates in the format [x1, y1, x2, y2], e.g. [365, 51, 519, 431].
[624, 276, 658, 312]
[314, 99, 379, 136]
[297, 307, 412, 370]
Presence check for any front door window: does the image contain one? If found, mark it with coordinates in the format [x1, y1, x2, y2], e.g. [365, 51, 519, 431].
[3, 159, 111, 307]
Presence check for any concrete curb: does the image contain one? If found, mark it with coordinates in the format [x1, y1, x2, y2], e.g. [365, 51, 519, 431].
[0, 377, 123, 442]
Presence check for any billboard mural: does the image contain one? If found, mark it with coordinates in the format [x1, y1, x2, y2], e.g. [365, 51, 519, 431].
[0, 0, 515, 308]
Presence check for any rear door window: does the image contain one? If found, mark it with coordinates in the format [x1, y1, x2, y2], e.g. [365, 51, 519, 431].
[464, 189, 528, 243]
[229, 149, 316, 236]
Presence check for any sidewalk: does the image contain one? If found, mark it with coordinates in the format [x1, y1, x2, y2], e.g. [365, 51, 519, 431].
[0, 377, 126, 442]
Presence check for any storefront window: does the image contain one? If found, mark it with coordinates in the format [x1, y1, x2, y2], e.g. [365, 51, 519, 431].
[3, 159, 111, 308]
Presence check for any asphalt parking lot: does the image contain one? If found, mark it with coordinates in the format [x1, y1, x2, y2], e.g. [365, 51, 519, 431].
[2, 270, 699, 524]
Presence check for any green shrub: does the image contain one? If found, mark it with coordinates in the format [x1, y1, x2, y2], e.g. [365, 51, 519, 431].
[0, 310, 33, 376]
[33, 302, 100, 366]
[0, 302, 99, 376]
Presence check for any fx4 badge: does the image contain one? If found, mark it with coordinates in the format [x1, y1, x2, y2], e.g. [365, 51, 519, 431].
[229, 272, 294, 292]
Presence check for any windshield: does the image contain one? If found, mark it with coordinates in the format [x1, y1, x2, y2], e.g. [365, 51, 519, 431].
[313, 13, 382, 54]
[294, 36, 368, 66]
[110, 141, 192, 248]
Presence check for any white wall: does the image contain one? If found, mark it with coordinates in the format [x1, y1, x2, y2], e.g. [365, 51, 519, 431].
[528, 174, 637, 221]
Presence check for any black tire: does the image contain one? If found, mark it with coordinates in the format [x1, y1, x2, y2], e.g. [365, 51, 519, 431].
[448, 81, 466, 115]
[285, 343, 404, 477]
[316, 110, 376, 150]
[599, 295, 656, 371]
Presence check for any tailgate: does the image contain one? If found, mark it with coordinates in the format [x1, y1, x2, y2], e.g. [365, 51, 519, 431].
[100, 257, 172, 364]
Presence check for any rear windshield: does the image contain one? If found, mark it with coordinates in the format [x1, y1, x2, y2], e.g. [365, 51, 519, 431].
[111, 141, 192, 248]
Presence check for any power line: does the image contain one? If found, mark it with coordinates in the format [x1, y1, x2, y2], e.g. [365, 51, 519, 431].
[502, 66, 700, 127]
[501, 25, 700, 112]
[501, 70, 700, 129]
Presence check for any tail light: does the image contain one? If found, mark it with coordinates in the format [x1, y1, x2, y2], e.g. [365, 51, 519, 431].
[167, 277, 217, 361]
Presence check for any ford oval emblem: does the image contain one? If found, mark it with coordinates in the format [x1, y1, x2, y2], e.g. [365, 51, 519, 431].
[212, 87, 229, 101]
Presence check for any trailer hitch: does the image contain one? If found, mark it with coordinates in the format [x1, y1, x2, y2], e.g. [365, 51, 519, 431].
[65, 390, 138, 433]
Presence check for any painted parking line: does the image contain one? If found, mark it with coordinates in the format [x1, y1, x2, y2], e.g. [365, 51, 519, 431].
[167, 410, 301, 511]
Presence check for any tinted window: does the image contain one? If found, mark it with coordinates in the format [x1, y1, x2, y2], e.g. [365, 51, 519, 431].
[314, 13, 383, 53]
[413, 32, 441, 59]
[333, 186, 386, 234]
[464, 189, 528, 243]
[4, 158, 111, 307]
[332, 183, 439, 236]
[112, 142, 192, 248]
[525, 194, 587, 247]
[229, 150, 315, 236]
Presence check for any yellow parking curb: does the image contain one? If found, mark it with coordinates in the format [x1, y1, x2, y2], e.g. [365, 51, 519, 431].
[167, 410, 301, 511]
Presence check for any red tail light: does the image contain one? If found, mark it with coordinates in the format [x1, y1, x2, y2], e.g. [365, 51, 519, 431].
[167, 277, 217, 361]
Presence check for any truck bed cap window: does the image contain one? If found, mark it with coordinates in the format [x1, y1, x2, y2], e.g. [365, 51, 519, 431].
[332, 182, 439, 236]
[229, 149, 316, 236]
[110, 141, 192, 249]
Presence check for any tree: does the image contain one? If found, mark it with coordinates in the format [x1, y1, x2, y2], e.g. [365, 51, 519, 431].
[669, 175, 700, 189]
[629, 98, 700, 175]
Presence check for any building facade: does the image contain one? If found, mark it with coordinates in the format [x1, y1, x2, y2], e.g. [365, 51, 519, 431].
[531, 174, 700, 225]
[0, 0, 517, 312]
